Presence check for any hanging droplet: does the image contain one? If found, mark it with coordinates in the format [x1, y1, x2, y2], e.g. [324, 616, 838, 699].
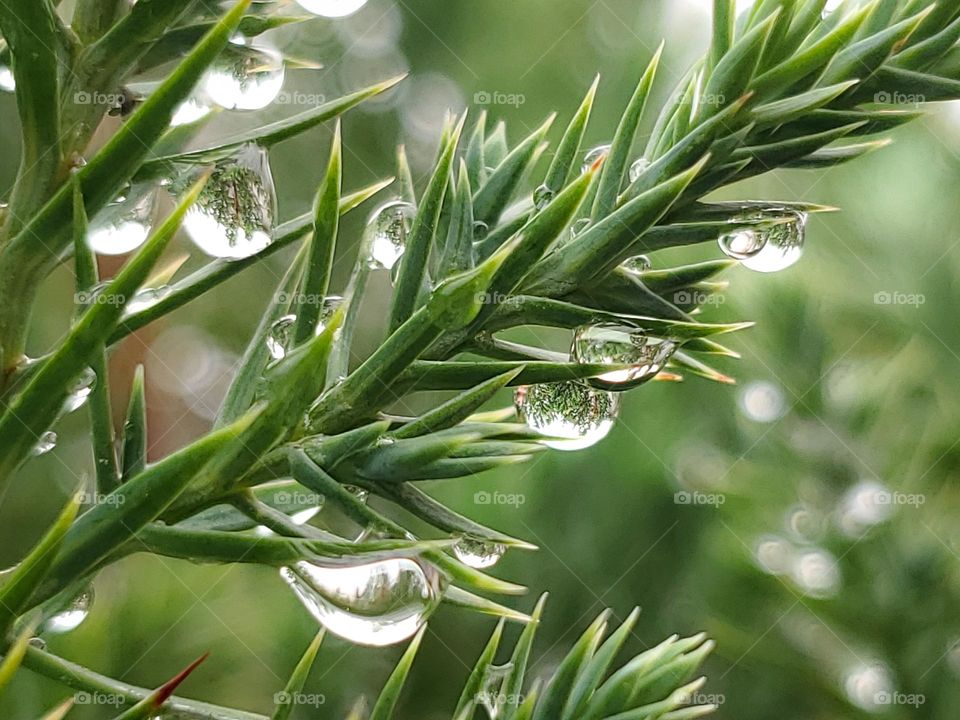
[843, 662, 894, 713]
[177, 143, 277, 260]
[280, 558, 442, 646]
[364, 200, 415, 270]
[125, 285, 171, 315]
[87, 185, 157, 255]
[753, 535, 794, 576]
[171, 95, 212, 127]
[738, 381, 786, 423]
[32, 431, 57, 457]
[62, 367, 97, 415]
[533, 184, 554, 210]
[837, 479, 894, 537]
[295, 0, 369, 18]
[453, 536, 506, 570]
[0, 64, 14, 92]
[621, 254, 651, 274]
[581, 144, 611, 173]
[315, 295, 343, 335]
[43, 586, 94, 634]
[570, 218, 591, 238]
[203, 41, 285, 111]
[718, 208, 807, 273]
[791, 548, 841, 598]
[478, 663, 515, 720]
[266, 314, 297, 361]
[627, 157, 650, 183]
[572, 323, 678, 391]
[515, 381, 619, 451]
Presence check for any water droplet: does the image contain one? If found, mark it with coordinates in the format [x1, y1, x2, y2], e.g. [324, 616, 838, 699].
[295, 0, 369, 18]
[87, 185, 157, 255]
[515, 381, 619, 451]
[28, 637, 46, 650]
[478, 663, 515, 719]
[791, 548, 841, 598]
[315, 296, 343, 335]
[718, 209, 807, 273]
[627, 157, 650, 183]
[125, 285, 171, 315]
[364, 200, 415, 270]
[177, 143, 277, 260]
[266, 314, 296, 361]
[738, 381, 786, 423]
[43, 586, 94, 634]
[280, 558, 442, 646]
[621, 254, 651, 274]
[581, 144, 610, 173]
[843, 662, 893, 712]
[572, 323, 678, 390]
[754, 535, 794, 575]
[62, 367, 97, 414]
[453, 536, 506, 569]
[821, 0, 844, 19]
[472, 220, 490, 241]
[786, 504, 825, 542]
[32, 431, 57, 457]
[203, 41, 285, 111]
[533, 184, 554, 210]
[838, 479, 894, 536]
[346, 485, 369, 504]
[570, 218, 592, 237]
[171, 95, 212, 127]
[0, 65, 14, 92]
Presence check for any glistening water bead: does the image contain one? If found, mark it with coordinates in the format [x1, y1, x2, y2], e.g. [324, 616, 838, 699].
[572, 323, 678, 391]
[582, 144, 611, 173]
[178, 143, 277, 260]
[364, 200, 415, 270]
[515, 381, 619, 451]
[280, 558, 442, 646]
[295, 0, 369, 18]
[266, 315, 296, 361]
[86, 185, 157, 255]
[43, 586, 94, 634]
[717, 208, 807, 273]
[203, 41, 285, 111]
[452, 536, 506, 569]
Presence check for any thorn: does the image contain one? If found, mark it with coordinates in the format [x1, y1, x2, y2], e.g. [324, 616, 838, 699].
[153, 653, 210, 707]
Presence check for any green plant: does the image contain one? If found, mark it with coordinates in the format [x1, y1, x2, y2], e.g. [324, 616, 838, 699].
[1, 0, 959, 717]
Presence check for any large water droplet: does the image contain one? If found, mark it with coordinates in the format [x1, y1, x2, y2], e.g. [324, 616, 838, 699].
[718, 208, 807, 273]
[43, 586, 94, 634]
[280, 558, 442, 646]
[203, 41, 285, 111]
[87, 185, 157, 255]
[62, 367, 97, 414]
[364, 200, 415, 270]
[628, 157, 650, 183]
[0, 65, 14, 92]
[453, 536, 506, 569]
[178, 143, 276, 260]
[738, 381, 786, 423]
[843, 662, 894, 713]
[515, 381, 619, 451]
[32, 431, 57, 457]
[581, 144, 611, 173]
[266, 314, 296, 361]
[572, 323, 678, 390]
[295, 0, 369, 18]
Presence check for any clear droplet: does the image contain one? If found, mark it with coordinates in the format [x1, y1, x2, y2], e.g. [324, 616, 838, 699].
[295, 0, 369, 18]
[478, 663, 515, 720]
[280, 558, 442, 646]
[315, 295, 343, 335]
[718, 209, 807, 273]
[786, 504, 825, 542]
[515, 381, 619, 451]
[791, 548, 841, 598]
[32, 431, 57, 457]
[62, 367, 97, 414]
[453, 536, 506, 569]
[570, 218, 592, 238]
[203, 41, 285, 111]
[843, 662, 894, 712]
[177, 143, 277, 260]
[628, 157, 650, 183]
[0, 64, 14, 92]
[171, 95, 212, 127]
[472, 220, 490, 241]
[572, 323, 678, 390]
[533, 184, 554, 210]
[346, 485, 369, 504]
[581, 144, 611, 173]
[125, 285, 171, 315]
[364, 200, 415, 270]
[87, 185, 157, 255]
[621, 254, 651, 274]
[266, 314, 296, 361]
[43, 586, 94, 634]
[28, 637, 46, 650]
[738, 381, 786, 423]
[837, 479, 894, 537]
[754, 535, 794, 576]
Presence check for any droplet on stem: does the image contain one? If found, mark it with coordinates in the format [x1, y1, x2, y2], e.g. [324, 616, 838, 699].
[515, 381, 619, 451]
[43, 586, 94, 634]
[203, 41, 285, 111]
[87, 185, 158, 256]
[572, 323, 678, 390]
[364, 200, 415, 270]
[32, 431, 57, 457]
[295, 0, 369, 18]
[453, 536, 506, 569]
[718, 208, 807, 273]
[581, 144, 611, 173]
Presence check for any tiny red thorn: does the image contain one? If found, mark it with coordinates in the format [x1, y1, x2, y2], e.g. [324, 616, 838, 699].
[152, 652, 210, 707]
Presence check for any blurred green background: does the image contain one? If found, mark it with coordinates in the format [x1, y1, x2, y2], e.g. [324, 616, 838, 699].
[3, 0, 960, 717]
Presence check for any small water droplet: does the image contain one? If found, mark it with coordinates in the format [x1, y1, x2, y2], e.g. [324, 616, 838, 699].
[203, 41, 285, 111]
[126, 285, 171, 315]
[266, 314, 296, 361]
[177, 143, 277, 260]
[32, 431, 57, 457]
[28, 637, 46, 650]
[0, 65, 13, 93]
[838, 479, 894, 537]
[62, 367, 97, 415]
[280, 558, 442, 646]
[364, 200, 415, 270]
[87, 185, 157, 255]
[786, 504, 825, 542]
[295, 0, 369, 18]
[515, 381, 619, 451]
[346, 485, 369, 504]
[533, 184, 554, 210]
[570, 218, 591, 237]
[754, 535, 794, 575]
[315, 295, 343, 335]
[718, 208, 807, 273]
[43, 586, 94, 634]
[581, 144, 611, 173]
[627, 157, 650, 183]
[453, 536, 506, 569]
[843, 662, 894, 712]
[791, 548, 840, 598]
[472, 220, 490, 241]
[621, 254, 651, 274]
[572, 323, 678, 390]
[738, 381, 786, 423]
